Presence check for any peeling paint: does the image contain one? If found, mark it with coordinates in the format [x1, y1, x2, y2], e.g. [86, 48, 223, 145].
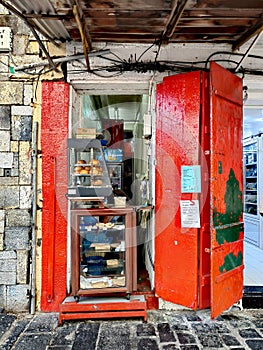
[219, 252, 243, 273]
[213, 168, 243, 245]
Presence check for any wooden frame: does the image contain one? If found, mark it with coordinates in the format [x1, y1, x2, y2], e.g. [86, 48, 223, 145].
[71, 207, 137, 299]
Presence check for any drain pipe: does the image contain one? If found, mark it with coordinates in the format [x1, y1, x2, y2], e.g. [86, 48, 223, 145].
[30, 121, 38, 314]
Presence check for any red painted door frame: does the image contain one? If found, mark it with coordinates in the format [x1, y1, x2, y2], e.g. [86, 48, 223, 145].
[41, 81, 69, 311]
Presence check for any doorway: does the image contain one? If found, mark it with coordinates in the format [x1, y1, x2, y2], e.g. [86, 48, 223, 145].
[243, 107, 263, 288]
[70, 92, 155, 294]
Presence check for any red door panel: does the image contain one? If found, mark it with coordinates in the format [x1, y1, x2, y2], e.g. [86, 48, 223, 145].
[155, 71, 202, 308]
[210, 62, 244, 318]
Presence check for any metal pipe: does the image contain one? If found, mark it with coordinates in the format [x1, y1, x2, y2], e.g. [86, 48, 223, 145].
[235, 31, 263, 72]
[30, 121, 38, 314]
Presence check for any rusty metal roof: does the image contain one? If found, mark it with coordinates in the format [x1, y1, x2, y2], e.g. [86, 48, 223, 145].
[1, 0, 263, 71]
[2, 0, 263, 48]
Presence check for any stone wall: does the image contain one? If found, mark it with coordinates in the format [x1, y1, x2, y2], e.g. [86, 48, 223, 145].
[0, 89, 33, 312]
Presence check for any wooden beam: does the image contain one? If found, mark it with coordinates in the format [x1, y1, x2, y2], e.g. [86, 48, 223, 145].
[162, 0, 189, 41]
[72, 1, 92, 71]
[232, 18, 263, 51]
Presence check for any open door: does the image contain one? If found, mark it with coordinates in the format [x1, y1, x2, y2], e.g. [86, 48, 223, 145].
[155, 62, 244, 317]
[155, 71, 206, 308]
[210, 62, 244, 318]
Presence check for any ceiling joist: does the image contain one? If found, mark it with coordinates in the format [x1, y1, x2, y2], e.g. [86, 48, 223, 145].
[233, 18, 263, 51]
[72, 0, 92, 71]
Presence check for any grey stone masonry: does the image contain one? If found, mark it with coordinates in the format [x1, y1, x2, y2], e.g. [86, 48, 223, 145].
[4, 227, 30, 250]
[0, 250, 16, 285]
[0, 10, 37, 313]
[0, 106, 11, 129]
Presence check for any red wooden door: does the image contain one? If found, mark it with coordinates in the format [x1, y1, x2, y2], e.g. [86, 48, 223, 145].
[209, 62, 244, 318]
[155, 63, 243, 316]
[155, 71, 205, 308]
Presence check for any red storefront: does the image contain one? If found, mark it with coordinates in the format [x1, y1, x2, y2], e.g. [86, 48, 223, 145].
[40, 62, 244, 322]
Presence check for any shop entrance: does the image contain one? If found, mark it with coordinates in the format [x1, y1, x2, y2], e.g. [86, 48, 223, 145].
[70, 92, 155, 297]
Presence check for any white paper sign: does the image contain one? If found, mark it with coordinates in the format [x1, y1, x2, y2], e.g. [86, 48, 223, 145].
[180, 200, 200, 228]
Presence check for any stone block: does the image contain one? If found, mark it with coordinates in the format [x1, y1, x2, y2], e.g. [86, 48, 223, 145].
[0, 177, 19, 185]
[19, 141, 32, 184]
[0, 56, 9, 74]
[11, 106, 32, 116]
[11, 115, 32, 141]
[12, 35, 27, 56]
[24, 84, 33, 106]
[0, 130, 10, 151]
[0, 82, 23, 105]
[6, 285, 29, 312]
[0, 210, 5, 234]
[6, 209, 31, 227]
[25, 40, 39, 55]
[0, 257, 16, 272]
[10, 141, 18, 152]
[0, 234, 3, 250]
[4, 227, 30, 250]
[0, 250, 16, 259]
[47, 42, 66, 57]
[0, 4, 9, 14]
[0, 285, 7, 309]
[0, 186, 19, 209]
[17, 250, 28, 284]
[0, 271, 16, 284]
[0, 152, 13, 168]
[0, 106, 11, 129]
[20, 186, 31, 209]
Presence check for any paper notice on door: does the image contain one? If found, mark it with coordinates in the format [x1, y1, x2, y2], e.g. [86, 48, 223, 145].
[180, 200, 200, 228]
[181, 165, 201, 193]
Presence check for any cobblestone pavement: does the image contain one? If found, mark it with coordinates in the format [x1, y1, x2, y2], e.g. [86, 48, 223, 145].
[0, 308, 263, 350]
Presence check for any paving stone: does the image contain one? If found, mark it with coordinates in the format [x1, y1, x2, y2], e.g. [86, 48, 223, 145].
[72, 322, 99, 350]
[47, 347, 72, 350]
[221, 333, 241, 346]
[0, 314, 16, 339]
[196, 333, 224, 348]
[229, 319, 253, 328]
[179, 346, 200, 350]
[245, 339, 263, 349]
[97, 322, 131, 350]
[251, 319, 263, 329]
[12, 333, 51, 350]
[162, 344, 179, 350]
[0, 318, 29, 350]
[239, 328, 262, 338]
[137, 338, 159, 350]
[177, 332, 196, 344]
[137, 323, 156, 336]
[25, 313, 58, 333]
[185, 314, 202, 322]
[50, 322, 77, 346]
[158, 323, 176, 342]
[171, 323, 189, 331]
[190, 321, 229, 334]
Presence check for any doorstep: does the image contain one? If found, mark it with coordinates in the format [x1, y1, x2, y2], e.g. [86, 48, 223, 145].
[59, 295, 147, 325]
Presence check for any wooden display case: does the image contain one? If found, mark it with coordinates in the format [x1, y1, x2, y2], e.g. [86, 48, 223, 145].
[70, 206, 137, 300]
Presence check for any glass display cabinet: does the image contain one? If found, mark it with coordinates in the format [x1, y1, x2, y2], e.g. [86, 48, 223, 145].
[71, 207, 137, 300]
[67, 138, 112, 197]
[244, 142, 257, 216]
